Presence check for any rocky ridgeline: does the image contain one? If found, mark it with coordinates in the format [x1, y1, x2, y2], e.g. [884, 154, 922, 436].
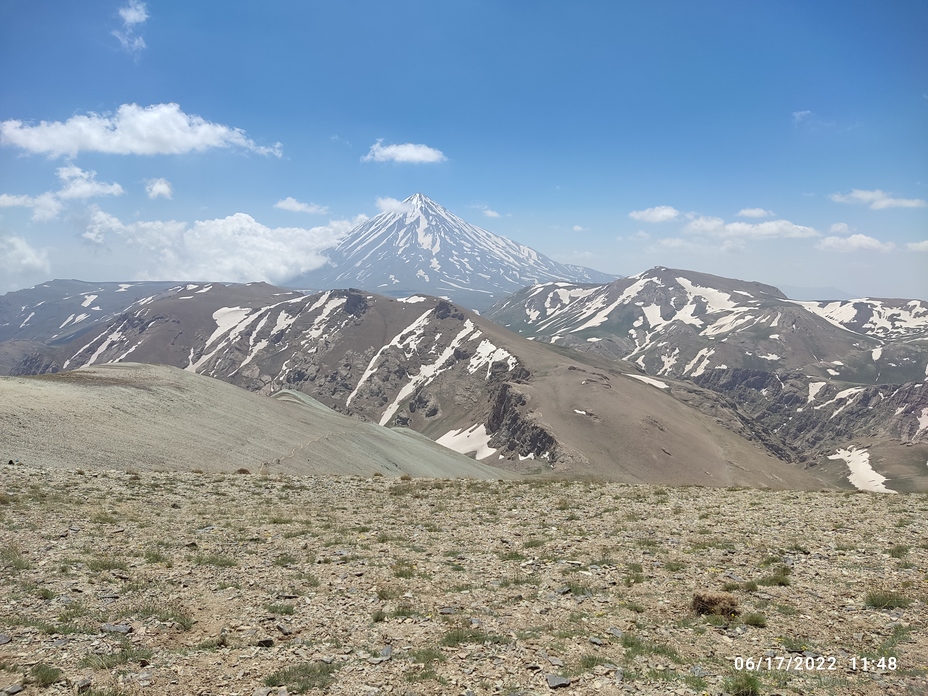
[1, 464, 926, 695]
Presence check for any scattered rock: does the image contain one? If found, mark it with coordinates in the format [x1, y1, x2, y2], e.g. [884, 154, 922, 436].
[545, 674, 571, 688]
[100, 623, 132, 634]
[0, 464, 924, 696]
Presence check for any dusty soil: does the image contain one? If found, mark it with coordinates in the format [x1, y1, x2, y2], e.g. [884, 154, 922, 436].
[1, 464, 926, 695]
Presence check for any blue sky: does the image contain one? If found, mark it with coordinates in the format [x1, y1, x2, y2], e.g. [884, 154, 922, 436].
[1, 1, 926, 298]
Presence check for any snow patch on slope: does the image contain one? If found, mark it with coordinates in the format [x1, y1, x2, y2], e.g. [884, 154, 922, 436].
[828, 447, 895, 494]
[436, 423, 497, 459]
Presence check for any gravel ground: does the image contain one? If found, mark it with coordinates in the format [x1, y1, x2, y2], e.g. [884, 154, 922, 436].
[1, 463, 926, 696]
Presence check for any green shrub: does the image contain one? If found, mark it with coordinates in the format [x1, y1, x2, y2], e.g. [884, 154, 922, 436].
[31, 663, 63, 686]
[725, 672, 760, 696]
[264, 662, 338, 692]
[865, 591, 911, 609]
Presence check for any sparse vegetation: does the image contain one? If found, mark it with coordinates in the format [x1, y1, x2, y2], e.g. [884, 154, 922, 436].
[2, 465, 924, 695]
[692, 591, 739, 616]
[1, 544, 30, 570]
[264, 662, 338, 692]
[193, 553, 236, 567]
[30, 662, 63, 686]
[865, 590, 912, 609]
[725, 672, 761, 696]
[80, 644, 154, 669]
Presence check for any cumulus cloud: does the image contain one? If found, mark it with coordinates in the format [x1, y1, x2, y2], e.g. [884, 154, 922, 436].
[274, 197, 328, 214]
[0, 235, 50, 275]
[629, 205, 679, 222]
[483, 209, 501, 218]
[146, 177, 173, 199]
[0, 192, 64, 221]
[830, 222, 850, 234]
[0, 165, 122, 221]
[737, 208, 774, 218]
[56, 165, 124, 199]
[113, 0, 149, 57]
[375, 197, 414, 215]
[572, 225, 585, 232]
[83, 208, 354, 284]
[0, 103, 282, 158]
[816, 234, 895, 253]
[829, 189, 927, 210]
[684, 216, 819, 239]
[905, 240, 928, 252]
[362, 139, 446, 164]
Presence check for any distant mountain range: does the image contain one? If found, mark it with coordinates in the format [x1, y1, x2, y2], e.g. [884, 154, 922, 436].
[288, 193, 617, 310]
[2, 213, 926, 492]
[0, 280, 828, 488]
[486, 266, 928, 384]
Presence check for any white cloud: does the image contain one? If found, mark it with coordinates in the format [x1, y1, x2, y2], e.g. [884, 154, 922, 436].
[56, 165, 124, 199]
[830, 222, 850, 234]
[113, 0, 149, 57]
[0, 103, 282, 158]
[361, 139, 446, 164]
[84, 208, 353, 284]
[816, 234, 895, 253]
[375, 197, 413, 214]
[0, 235, 50, 275]
[737, 208, 774, 218]
[145, 177, 173, 200]
[0, 192, 64, 222]
[572, 225, 585, 232]
[484, 209, 501, 218]
[829, 189, 927, 210]
[684, 216, 819, 239]
[631, 230, 650, 240]
[0, 165, 122, 221]
[274, 197, 328, 214]
[905, 240, 928, 252]
[629, 205, 679, 222]
[792, 110, 835, 129]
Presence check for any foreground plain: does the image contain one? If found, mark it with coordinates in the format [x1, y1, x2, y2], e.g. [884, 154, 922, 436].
[1, 465, 926, 695]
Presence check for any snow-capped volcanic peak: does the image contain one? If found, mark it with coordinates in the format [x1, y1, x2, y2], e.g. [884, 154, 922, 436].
[288, 193, 616, 310]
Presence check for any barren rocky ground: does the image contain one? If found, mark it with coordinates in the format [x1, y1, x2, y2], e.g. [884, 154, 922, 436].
[1, 463, 926, 696]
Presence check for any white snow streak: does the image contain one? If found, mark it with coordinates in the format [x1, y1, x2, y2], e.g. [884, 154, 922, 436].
[828, 447, 895, 494]
[627, 374, 670, 389]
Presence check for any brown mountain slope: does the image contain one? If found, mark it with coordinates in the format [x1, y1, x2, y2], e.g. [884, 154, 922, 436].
[47, 285, 827, 488]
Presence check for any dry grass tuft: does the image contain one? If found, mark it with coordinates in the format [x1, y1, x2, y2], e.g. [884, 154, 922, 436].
[692, 591, 739, 616]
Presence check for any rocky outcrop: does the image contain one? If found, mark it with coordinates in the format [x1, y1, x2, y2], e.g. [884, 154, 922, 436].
[694, 368, 928, 453]
[487, 383, 558, 461]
